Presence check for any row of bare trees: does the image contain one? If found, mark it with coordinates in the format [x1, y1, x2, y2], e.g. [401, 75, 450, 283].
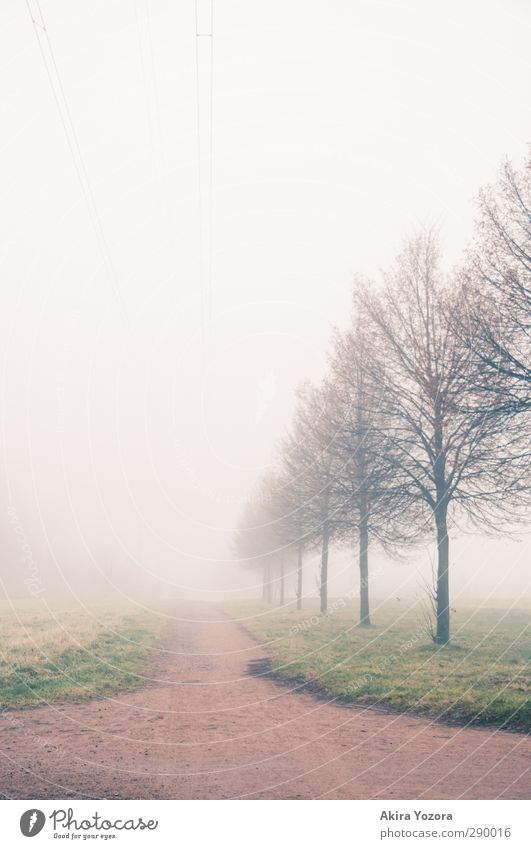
[235, 151, 531, 644]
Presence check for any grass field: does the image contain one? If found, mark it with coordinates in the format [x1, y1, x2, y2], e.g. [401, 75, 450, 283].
[0, 601, 166, 709]
[226, 599, 531, 732]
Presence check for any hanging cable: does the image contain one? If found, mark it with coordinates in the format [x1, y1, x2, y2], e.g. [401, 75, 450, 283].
[194, 0, 214, 359]
[25, 0, 129, 326]
[134, 0, 172, 239]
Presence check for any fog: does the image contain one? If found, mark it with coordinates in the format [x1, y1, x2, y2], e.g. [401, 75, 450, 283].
[1, 0, 530, 606]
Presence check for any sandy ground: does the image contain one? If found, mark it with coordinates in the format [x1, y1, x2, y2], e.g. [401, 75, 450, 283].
[0, 603, 529, 799]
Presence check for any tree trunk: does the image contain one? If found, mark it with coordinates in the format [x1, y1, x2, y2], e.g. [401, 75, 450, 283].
[433, 406, 450, 644]
[434, 505, 450, 644]
[262, 563, 268, 602]
[320, 524, 329, 615]
[296, 541, 303, 610]
[279, 558, 285, 605]
[265, 562, 272, 604]
[359, 506, 371, 626]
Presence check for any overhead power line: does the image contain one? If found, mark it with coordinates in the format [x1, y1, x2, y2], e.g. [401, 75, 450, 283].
[134, 0, 172, 239]
[25, 0, 129, 326]
[195, 0, 214, 358]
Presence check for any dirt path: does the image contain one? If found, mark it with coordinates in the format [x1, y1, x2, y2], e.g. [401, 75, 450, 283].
[0, 603, 529, 799]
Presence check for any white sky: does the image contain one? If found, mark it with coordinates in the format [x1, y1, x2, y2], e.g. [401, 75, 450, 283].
[0, 0, 530, 602]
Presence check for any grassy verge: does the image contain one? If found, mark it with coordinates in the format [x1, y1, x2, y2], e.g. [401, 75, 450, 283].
[0, 601, 166, 709]
[225, 599, 531, 732]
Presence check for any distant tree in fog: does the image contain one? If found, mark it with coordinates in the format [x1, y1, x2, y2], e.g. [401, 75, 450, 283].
[266, 462, 309, 610]
[234, 472, 295, 604]
[279, 380, 345, 615]
[234, 481, 277, 603]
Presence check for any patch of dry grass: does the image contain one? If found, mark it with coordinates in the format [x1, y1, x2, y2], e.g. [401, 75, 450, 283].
[0, 601, 166, 708]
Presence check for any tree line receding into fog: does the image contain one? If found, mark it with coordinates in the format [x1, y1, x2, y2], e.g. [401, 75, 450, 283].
[235, 151, 531, 644]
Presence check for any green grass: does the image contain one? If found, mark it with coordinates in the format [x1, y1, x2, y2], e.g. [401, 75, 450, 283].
[225, 599, 531, 732]
[0, 601, 166, 709]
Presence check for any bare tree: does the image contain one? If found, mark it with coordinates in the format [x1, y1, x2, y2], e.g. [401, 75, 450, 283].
[461, 153, 531, 414]
[328, 306, 422, 626]
[362, 230, 529, 643]
[279, 381, 344, 615]
[235, 468, 307, 605]
[269, 464, 308, 609]
[234, 477, 282, 603]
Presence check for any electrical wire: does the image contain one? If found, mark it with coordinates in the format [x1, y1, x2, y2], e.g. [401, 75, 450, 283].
[194, 0, 214, 359]
[134, 0, 172, 238]
[25, 0, 129, 326]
